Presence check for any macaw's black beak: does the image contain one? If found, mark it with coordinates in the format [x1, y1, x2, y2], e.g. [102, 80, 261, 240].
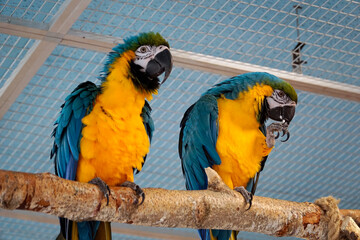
[145, 48, 173, 85]
[268, 103, 296, 124]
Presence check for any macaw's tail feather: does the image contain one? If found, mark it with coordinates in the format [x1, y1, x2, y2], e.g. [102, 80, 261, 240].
[95, 222, 112, 240]
[230, 231, 238, 240]
[199, 229, 237, 240]
[58, 218, 111, 240]
[198, 229, 210, 240]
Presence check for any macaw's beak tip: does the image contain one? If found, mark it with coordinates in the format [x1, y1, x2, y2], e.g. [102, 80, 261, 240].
[159, 49, 173, 85]
[145, 49, 173, 85]
[161, 62, 172, 85]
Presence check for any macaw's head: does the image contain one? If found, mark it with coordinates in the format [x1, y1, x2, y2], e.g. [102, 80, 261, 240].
[103, 32, 173, 93]
[247, 72, 297, 142]
[264, 77, 297, 125]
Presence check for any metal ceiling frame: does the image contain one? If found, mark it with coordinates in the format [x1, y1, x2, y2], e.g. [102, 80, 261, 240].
[1, 20, 360, 109]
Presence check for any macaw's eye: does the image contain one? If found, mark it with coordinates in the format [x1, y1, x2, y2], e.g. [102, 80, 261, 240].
[277, 90, 285, 98]
[272, 90, 290, 104]
[139, 46, 148, 53]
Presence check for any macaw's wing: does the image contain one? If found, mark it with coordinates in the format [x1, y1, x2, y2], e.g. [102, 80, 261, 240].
[51, 81, 99, 180]
[134, 100, 155, 174]
[179, 94, 221, 191]
[141, 100, 154, 144]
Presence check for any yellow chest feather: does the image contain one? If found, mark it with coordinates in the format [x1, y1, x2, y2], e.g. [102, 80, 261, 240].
[76, 51, 154, 186]
[213, 84, 273, 189]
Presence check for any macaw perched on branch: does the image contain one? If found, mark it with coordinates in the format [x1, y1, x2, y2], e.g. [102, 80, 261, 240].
[179, 72, 297, 240]
[51, 32, 173, 240]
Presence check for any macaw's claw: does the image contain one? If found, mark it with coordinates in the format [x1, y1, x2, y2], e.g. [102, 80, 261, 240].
[281, 131, 290, 142]
[275, 131, 280, 139]
[234, 186, 253, 210]
[89, 177, 111, 206]
[120, 181, 145, 205]
[266, 122, 290, 148]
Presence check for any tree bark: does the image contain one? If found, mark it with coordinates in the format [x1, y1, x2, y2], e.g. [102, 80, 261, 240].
[341, 216, 360, 240]
[0, 168, 359, 239]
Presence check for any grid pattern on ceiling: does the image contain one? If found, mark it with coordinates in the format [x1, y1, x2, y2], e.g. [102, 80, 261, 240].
[0, 0, 64, 24]
[70, 0, 360, 86]
[0, 34, 35, 88]
[0, 45, 106, 173]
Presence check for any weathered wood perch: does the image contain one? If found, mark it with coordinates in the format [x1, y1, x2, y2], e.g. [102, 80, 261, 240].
[0, 168, 359, 239]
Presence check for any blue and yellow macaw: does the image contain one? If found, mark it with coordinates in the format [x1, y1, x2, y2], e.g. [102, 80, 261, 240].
[179, 72, 297, 240]
[51, 32, 172, 240]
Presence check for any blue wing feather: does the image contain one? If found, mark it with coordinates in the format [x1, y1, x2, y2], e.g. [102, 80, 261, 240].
[134, 100, 154, 174]
[179, 94, 220, 191]
[51, 81, 99, 179]
[65, 155, 77, 180]
[141, 100, 154, 143]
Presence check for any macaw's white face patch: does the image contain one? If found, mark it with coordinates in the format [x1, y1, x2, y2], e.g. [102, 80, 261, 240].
[268, 89, 293, 107]
[134, 45, 169, 72]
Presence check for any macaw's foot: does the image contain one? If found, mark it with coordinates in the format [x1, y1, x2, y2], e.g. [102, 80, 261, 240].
[120, 181, 145, 205]
[234, 186, 253, 210]
[266, 122, 290, 148]
[89, 177, 111, 206]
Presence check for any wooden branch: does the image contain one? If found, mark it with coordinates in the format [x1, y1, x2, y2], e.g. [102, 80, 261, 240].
[341, 216, 360, 240]
[341, 209, 360, 226]
[0, 169, 359, 239]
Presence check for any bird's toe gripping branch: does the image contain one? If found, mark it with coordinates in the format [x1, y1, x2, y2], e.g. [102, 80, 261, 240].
[205, 168, 254, 210]
[120, 181, 145, 205]
[88, 177, 111, 206]
[234, 186, 253, 210]
[266, 122, 290, 148]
